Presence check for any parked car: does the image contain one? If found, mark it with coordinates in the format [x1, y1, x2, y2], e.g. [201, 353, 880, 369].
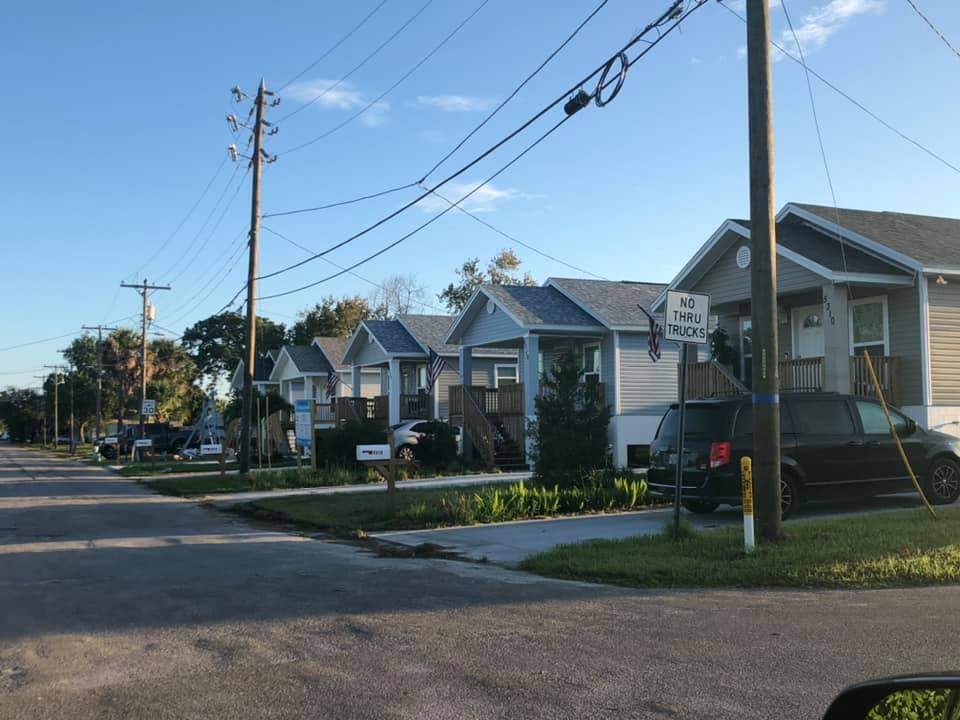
[391, 420, 462, 462]
[647, 393, 960, 518]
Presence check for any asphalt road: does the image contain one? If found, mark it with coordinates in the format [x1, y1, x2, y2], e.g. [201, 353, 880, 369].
[2, 444, 958, 720]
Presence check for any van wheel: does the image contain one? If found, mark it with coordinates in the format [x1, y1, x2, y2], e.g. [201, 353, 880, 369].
[682, 500, 719, 514]
[781, 469, 801, 519]
[397, 445, 416, 462]
[925, 457, 960, 505]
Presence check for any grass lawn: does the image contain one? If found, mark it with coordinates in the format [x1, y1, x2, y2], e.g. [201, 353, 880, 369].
[145, 465, 381, 496]
[522, 507, 960, 589]
[235, 475, 655, 538]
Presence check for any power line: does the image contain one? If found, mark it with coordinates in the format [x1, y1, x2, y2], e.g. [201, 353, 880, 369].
[258, 112, 573, 301]
[279, 0, 492, 155]
[262, 182, 419, 219]
[415, 183, 609, 280]
[257, 0, 693, 283]
[277, 0, 435, 124]
[163, 227, 249, 322]
[276, 0, 392, 93]
[718, 1, 960, 176]
[420, 0, 610, 183]
[903, 0, 960, 61]
[0, 316, 138, 353]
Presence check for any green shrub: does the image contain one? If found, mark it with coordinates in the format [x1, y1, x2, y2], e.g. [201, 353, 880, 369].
[412, 421, 458, 467]
[529, 350, 611, 485]
[315, 420, 387, 468]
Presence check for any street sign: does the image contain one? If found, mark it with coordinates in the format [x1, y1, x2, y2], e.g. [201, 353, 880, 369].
[663, 290, 710, 345]
[294, 399, 312, 450]
[141, 399, 156, 416]
[134, 438, 153, 448]
[103, 436, 118, 445]
[200, 443, 223, 456]
[356, 444, 391, 461]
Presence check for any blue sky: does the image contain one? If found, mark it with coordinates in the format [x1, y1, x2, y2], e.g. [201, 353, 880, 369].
[2, 0, 959, 386]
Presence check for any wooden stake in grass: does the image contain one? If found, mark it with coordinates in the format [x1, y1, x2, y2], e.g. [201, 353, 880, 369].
[862, 351, 936, 519]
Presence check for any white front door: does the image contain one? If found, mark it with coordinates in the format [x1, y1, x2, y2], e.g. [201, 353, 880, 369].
[792, 305, 825, 358]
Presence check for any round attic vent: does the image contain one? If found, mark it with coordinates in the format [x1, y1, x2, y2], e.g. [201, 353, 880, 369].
[368, 334, 374, 344]
[486, 299, 496, 314]
[736, 245, 752, 269]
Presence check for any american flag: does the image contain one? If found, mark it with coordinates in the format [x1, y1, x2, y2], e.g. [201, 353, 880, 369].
[639, 305, 663, 362]
[325, 372, 340, 398]
[426, 348, 445, 393]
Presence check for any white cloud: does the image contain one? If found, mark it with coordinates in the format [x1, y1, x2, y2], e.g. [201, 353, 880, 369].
[777, 0, 883, 58]
[418, 182, 534, 214]
[283, 79, 390, 125]
[417, 95, 494, 112]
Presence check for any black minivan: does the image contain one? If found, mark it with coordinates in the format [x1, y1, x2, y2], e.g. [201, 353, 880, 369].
[647, 393, 960, 517]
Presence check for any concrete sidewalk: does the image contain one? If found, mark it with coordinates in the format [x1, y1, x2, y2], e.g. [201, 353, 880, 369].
[199, 471, 531, 505]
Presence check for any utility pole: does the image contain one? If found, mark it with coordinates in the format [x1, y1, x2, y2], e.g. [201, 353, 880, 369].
[67, 363, 76, 454]
[121, 279, 171, 443]
[33, 375, 47, 446]
[43, 365, 63, 448]
[746, 0, 782, 540]
[82, 324, 118, 442]
[238, 79, 271, 475]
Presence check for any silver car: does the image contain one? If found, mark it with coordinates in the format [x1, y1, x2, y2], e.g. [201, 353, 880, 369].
[391, 420, 462, 461]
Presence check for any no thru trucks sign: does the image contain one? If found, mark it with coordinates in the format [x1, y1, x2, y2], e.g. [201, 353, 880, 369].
[663, 290, 710, 344]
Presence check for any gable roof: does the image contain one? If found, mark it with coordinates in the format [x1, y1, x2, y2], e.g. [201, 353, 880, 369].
[789, 203, 960, 271]
[397, 314, 456, 355]
[363, 320, 425, 355]
[231, 351, 279, 388]
[482, 285, 604, 328]
[312, 336, 351, 370]
[281, 345, 333, 375]
[547, 277, 668, 329]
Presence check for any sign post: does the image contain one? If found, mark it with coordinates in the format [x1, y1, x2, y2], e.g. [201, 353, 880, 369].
[663, 289, 711, 538]
[741, 456, 756, 552]
[309, 399, 318, 471]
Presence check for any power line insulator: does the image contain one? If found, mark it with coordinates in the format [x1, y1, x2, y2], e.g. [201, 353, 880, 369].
[227, 144, 239, 162]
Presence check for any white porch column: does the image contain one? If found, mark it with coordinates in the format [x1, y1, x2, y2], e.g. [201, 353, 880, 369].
[351, 365, 362, 398]
[822, 283, 851, 393]
[523, 334, 540, 459]
[388, 358, 401, 425]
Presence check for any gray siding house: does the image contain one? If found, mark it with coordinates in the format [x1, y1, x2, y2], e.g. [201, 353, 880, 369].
[654, 202, 960, 437]
[341, 314, 516, 425]
[445, 278, 678, 467]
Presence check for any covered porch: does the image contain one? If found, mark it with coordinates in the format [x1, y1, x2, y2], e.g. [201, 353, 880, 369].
[335, 360, 435, 425]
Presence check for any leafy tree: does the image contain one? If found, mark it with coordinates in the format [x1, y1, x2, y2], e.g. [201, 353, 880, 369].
[102, 328, 143, 433]
[0, 387, 44, 442]
[61, 335, 107, 439]
[528, 349, 611, 485]
[182, 312, 286, 381]
[288, 295, 376, 344]
[147, 338, 204, 424]
[438, 249, 536, 312]
[368, 274, 428, 318]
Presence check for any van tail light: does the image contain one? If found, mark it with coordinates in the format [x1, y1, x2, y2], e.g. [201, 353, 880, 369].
[709, 441, 731, 469]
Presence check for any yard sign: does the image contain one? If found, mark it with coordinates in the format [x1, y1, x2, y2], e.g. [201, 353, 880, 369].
[294, 399, 312, 450]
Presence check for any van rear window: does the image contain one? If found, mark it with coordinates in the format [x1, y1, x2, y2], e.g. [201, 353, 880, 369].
[734, 403, 794, 435]
[657, 406, 732, 441]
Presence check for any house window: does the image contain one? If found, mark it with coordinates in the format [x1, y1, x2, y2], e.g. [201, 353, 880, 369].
[740, 318, 752, 386]
[583, 343, 601, 384]
[850, 296, 889, 356]
[416, 365, 428, 393]
[495, 364, 518, 388]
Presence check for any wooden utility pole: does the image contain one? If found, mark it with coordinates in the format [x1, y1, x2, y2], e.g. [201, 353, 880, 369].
[82, 324, 117, 442]
[239, 80, 269, 475]
[43, 365, 63, 447]
[33, 375, 48, 446]
[121, 279, 171, 443]
[67, 363, 76, 454]
[746, 0, 782, 540]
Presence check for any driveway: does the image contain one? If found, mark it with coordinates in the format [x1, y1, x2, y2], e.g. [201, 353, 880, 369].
[372, 493, 944, 565]
[2, 444, 958, 720]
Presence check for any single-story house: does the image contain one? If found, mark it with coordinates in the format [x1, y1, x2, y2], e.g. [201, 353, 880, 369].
[341, 314, 517, 426]
[444, 278, 680, 468]
[653, 202, 960, 437]
[230, 350, 280, 396]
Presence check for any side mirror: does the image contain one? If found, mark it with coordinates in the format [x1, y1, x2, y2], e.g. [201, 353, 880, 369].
[823, 674, 960, 720]
[901, 418, 918, 436]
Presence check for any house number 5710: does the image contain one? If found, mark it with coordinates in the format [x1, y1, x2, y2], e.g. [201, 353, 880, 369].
[822, 293, 837, 326]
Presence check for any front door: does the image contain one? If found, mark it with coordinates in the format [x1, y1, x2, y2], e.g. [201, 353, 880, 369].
[792, 305, 825, 358]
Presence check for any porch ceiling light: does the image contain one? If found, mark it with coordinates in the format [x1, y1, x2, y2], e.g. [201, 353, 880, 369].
[936, 275, 948, 285]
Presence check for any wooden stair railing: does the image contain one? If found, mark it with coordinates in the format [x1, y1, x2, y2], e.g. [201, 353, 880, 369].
[460, 386, 497, 469]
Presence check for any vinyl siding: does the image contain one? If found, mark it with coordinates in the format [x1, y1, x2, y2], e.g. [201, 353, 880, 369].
[460, 303, 525, 346]
[602, 333, 616, 408]
[619, 332, 680, 415]
[887, 285, 923, 406]
[351, 334, 391, 366]
[689, 242, 823, 305]
[928, 282, 960, 405]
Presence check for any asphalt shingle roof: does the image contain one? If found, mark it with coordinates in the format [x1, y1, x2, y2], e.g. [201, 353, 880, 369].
[549, 278, 667, 328]
[397, 314, 457, 355]
[282, 345, 333, 374]
[776, 219, 907, 274]
[364, 320, 424, 355]
[312, 336, 352, 369]
[482, 285, 604, 328]
[794, 203, 960, 269]
[252, 353, 275, 382]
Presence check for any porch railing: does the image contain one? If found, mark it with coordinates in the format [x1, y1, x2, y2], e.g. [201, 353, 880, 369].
[779, 357, 823, 393]
[399, 393, 432, 420]
[851, 354, 899, 406]
[315, 402, 336, 424]
[450, 385, 527, 417]
[373, 395, 389, 421]
[684, 361, 748, 400]
[457, 386, 496, 468]
[335, 397, 379, 423]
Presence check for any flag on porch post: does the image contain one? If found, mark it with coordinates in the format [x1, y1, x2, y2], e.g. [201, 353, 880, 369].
[325, 373, 340, 398]
[639, 304, 663, 362]
[426, 348, 445, 393]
